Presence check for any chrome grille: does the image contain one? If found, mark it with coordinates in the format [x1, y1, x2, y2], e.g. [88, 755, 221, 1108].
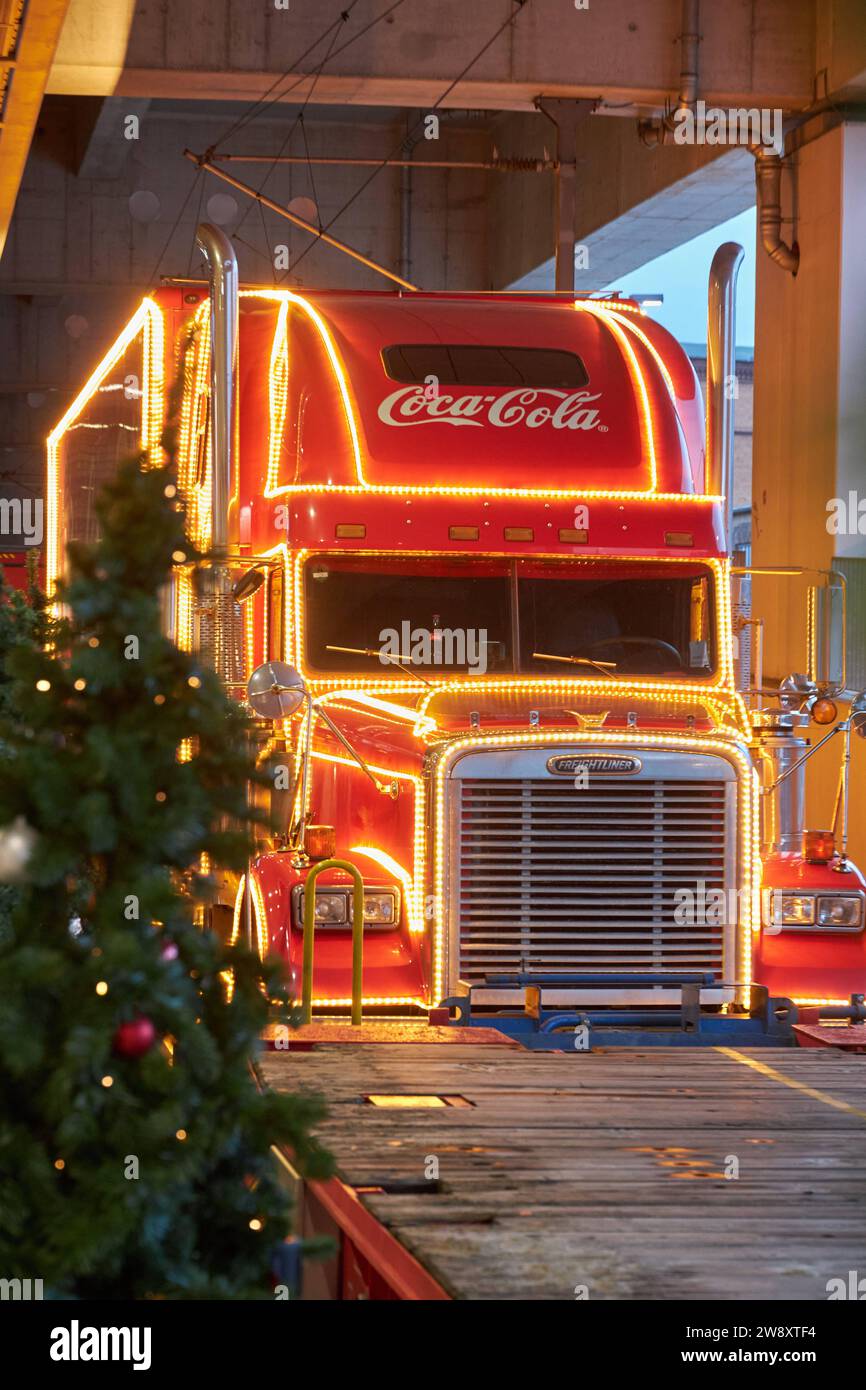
[453, 776, 731, 983]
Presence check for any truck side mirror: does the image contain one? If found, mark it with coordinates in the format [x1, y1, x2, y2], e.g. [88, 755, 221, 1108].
[247, 661, 307, 719]
[852, 691, 866, 740]
[807, 580, 845, 694]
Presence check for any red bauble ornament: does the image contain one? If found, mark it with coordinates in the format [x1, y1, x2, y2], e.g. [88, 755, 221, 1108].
[160, 940, 179, 962]
[112, 1016, 157, 1058]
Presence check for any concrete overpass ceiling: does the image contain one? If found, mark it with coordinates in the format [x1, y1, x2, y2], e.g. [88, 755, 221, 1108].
[48, 0, 819, 111]
[510, 149, 756, 293]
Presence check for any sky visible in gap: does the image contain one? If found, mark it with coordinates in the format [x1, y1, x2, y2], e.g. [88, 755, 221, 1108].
[602, 206, 756, 351]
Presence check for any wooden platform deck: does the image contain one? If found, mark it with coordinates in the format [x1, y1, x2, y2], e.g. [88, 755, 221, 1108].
[260, 1038, 866, 1300]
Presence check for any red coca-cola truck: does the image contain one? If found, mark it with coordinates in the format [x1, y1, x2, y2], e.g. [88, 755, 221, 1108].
[45, 225, 866, 1041]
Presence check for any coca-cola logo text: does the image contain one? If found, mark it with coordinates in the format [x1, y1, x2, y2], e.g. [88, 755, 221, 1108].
[377, 386, 606, 432]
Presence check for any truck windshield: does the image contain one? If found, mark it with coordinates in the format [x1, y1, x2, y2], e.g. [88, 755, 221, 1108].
[304, 557, 715, 678]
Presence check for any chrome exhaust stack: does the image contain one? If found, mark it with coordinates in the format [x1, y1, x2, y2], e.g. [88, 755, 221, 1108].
[706, 242, 744, 553]
[194, 222, 243, 686]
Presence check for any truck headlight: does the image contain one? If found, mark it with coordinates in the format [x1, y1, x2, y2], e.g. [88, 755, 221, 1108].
[363, 891, 397, 924]
[314, 892, 348, 924]
[765, 891, 865, 931]
[816, 896, 864, 929]
[769, 893, 816, 926]
[293, 885, 399, 929]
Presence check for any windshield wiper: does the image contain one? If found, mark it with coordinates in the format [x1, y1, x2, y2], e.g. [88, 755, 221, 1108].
[326, 644, 434, 688]
[532, 651, 619, 680]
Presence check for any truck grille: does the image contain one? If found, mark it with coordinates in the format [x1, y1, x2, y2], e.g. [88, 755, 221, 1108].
[453, 776, 731, 984]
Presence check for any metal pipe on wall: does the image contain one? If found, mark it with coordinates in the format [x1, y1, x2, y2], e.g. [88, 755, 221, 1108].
[754, 149, 799, 275]
[706, 242, 744, 551]
[194, 222, 238, 557]
[194, 221, 244, 687]
[640, 0, 700, 145]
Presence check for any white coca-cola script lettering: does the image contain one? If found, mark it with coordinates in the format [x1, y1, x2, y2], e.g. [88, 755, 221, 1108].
[377, 387, 605, 431]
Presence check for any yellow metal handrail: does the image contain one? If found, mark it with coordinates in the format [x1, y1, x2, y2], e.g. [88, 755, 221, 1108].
[302, 859, 364, 1026]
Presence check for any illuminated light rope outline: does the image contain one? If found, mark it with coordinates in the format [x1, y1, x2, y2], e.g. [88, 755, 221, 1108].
[223, 874, 267, 1002]
[280, 734, 429, 998]
[283, 738, 428, 1005]
[286, 572, 754, 1006]
[255, 541, 291, 667]
[791, 997, 853, 1007]
[185, 302, 214, 550]
[175, 302, 212, 650]
[271, 557, 752, 1008]
[245, 288, 720, 503]
[593, 306, 677, 403]
[177, 300, 743, 1008]
[317, 688, 437, 737]
[600, 307, 710, 499]
[267, 300, 290, 495]
[430, 729, 761, 1008]
[289, 547, 747, 731]
[283, 685, 435, 890]
[268, 547, 752, 983]
[309, 750, 426, 940]
[350, 844, 425, 935]
[229, 873, 268, 959]
[572, 302, 657, 492]
[46, 297, 165, 595]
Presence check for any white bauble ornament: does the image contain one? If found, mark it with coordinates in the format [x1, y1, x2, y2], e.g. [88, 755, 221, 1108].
[0, 816, 37, 882]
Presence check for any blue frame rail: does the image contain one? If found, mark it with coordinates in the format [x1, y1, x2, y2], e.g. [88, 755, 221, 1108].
[440, 972, 801, 1048]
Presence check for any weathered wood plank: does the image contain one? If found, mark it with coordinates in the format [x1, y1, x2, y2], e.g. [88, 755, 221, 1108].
[261, 1044, 866, 1300]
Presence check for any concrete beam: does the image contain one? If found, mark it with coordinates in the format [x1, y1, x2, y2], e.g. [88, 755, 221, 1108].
[75, 97, 152, 179]
[0, 0, 73, 262]
[48, 0, 825, 113]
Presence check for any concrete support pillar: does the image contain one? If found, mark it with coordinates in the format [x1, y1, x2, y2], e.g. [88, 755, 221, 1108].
[535, 99, 596, 293]
[752, 122, 866, 865]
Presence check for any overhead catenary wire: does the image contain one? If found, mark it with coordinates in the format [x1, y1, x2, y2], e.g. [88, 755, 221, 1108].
[149, 0, 407, 286]
[208, 0, 410, 154]
[229, 1, 362, 255]
[145, 165, 204, 294]
[282, 0, 531, 281]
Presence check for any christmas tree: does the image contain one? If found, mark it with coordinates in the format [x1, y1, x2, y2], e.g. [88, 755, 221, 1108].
[0, 553, 49, 935]
[0, 450, 331, 1298]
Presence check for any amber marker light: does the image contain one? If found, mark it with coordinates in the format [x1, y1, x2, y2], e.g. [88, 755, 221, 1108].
[504, 527, 534, 541]
[803, 829, 836, 864]
[305, 825, 336, 860]
[811, 698, 837, 725]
